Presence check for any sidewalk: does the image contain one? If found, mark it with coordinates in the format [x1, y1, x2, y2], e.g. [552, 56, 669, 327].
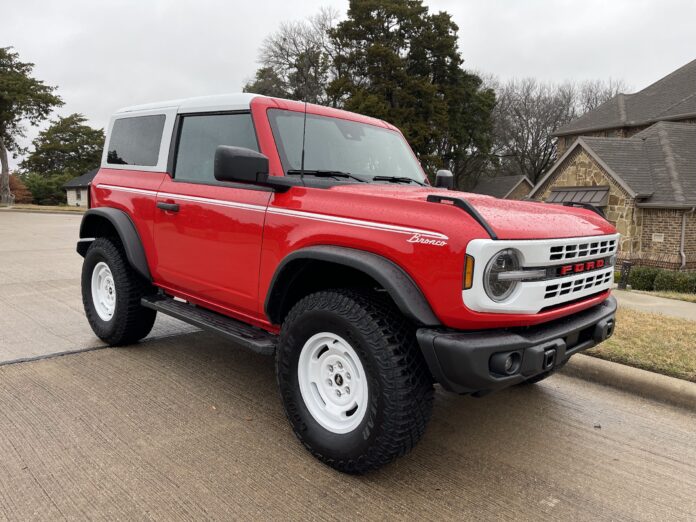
[613, 289, 696, 321]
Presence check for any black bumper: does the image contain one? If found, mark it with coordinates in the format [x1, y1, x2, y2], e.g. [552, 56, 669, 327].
[416, 296, 617, 395]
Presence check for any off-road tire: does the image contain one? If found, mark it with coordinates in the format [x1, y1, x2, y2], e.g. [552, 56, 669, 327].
[81, 237, 156, 346]
[276, 289, 434, 474]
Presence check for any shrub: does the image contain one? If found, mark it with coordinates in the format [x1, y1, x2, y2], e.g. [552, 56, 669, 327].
[653, 271, 696, 294]
[9, 175, 33, 204]
[21, 172, 72, 205]
[628, 267, 661, 291]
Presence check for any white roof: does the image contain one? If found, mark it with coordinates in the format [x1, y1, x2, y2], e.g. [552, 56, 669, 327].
[115, 93, 265, 115]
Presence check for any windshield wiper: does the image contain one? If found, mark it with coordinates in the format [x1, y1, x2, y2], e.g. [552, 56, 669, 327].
[371, 175, 427, 186]
[286, 169, 367, 183]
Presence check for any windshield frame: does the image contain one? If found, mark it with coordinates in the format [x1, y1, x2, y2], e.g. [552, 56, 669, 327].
[266, 108, 428, 184]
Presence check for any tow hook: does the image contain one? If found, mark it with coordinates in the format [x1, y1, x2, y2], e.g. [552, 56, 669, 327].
[594, 318, 615, 343]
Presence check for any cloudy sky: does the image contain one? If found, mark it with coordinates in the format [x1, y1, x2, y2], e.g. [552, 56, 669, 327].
[4, 0, 696, 168]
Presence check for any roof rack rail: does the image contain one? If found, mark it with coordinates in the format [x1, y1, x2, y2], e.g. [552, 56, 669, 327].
[426, 195, 498, 240]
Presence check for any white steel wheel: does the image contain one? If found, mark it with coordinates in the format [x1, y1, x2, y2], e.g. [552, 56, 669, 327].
[91, 261, 116, 321]
[297, 332, 369, 434]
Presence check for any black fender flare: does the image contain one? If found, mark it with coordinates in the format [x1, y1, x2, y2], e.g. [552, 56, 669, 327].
[265, 245, 440, 326]
[77, 208, 151, 281]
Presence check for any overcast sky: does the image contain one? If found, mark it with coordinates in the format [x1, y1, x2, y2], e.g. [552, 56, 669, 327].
[4, 0, 696, 168]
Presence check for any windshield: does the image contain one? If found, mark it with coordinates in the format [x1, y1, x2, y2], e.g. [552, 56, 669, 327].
[268, 109, 426, 182]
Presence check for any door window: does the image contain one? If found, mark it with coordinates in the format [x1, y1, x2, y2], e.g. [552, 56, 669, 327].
[174, 113, 258, 183]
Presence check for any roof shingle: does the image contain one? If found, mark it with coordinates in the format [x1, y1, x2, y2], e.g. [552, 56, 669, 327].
[556, 58, 696, 136]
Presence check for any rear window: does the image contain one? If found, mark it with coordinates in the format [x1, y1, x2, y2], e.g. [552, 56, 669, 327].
[107, 115, 166, 166]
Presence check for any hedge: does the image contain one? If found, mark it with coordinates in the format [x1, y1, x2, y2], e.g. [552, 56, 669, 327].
[653, 271, 696, 294]
[628, 267, 661, 291]
[627, 266, 696, 293]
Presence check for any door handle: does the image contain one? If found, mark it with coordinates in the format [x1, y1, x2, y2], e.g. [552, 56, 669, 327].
[157, 201, 180, 212]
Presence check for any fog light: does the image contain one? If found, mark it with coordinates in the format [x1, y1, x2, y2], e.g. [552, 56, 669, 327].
[490, 351, 522, 376]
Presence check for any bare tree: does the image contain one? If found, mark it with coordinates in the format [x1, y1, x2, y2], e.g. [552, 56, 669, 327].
[487, 77, 630, 185]
[577, 78, 629, 113]
[243, 7, 340, 105]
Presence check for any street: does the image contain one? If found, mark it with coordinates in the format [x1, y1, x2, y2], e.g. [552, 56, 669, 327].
[0, 211, 695, 520]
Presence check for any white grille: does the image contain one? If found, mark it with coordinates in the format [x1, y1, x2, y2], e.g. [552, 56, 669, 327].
[464, 233, 620, 314]
[544, 271, 613, 300]
[549, 238, 618, 261]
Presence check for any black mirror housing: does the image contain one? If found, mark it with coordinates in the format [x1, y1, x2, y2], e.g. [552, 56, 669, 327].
[435, 169, 454, 190]
[214, 146, 270, 184]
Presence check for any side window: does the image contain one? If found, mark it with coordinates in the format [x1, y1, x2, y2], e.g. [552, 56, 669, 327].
[174, 113, 258, 183]
[107, 115, 165, 166]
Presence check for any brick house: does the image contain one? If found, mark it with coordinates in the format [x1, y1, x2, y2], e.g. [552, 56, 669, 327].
[470, 174, 533, 200]
[530, 59, 696, 270]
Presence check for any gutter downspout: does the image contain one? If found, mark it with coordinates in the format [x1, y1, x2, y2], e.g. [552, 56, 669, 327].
[680, 207, 695, 270]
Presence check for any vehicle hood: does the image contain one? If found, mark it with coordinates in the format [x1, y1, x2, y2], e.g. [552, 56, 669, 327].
[328, 184, 616, 240]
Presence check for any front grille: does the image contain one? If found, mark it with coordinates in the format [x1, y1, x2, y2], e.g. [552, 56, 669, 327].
[549, 238, 618, 261]
[544, 270, 613, 299]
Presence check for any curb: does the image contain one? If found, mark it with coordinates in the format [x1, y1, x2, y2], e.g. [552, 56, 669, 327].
[561, 354, 696, 413]
[0, 208, 85, 216]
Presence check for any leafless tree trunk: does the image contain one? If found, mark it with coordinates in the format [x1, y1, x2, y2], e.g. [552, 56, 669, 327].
[0, 137, 13, 206]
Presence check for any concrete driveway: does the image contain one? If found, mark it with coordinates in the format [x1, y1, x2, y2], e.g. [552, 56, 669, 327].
[0, 211, 196, 363]
[1, 211, 695, 520]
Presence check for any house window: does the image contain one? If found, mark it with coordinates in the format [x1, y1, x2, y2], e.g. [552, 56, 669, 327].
[76, 189, 81, 201]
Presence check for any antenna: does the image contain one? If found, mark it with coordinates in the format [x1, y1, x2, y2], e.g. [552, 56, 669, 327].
[299, 99, 308, 185]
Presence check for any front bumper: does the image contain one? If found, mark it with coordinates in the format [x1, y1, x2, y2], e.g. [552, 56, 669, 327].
[416, 296, 617, 395]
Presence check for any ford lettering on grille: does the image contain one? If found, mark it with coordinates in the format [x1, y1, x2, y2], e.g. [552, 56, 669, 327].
[558, 258, 607, 277]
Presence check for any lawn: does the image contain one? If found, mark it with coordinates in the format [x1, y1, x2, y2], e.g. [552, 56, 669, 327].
[586, 307, 696, 382]
[634, 290, 696, 304]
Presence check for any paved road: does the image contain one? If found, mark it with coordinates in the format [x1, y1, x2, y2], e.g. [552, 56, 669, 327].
[0, 211, 196, 363]
[613, 289, 696, 321]
[0, 211, 695, 520]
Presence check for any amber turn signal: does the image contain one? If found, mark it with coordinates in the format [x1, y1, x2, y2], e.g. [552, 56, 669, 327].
[463, 255, 475, 290]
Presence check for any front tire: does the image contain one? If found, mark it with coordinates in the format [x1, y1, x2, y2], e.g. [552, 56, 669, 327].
[81, 237, 156, 346]
[276, 289, 433, 474]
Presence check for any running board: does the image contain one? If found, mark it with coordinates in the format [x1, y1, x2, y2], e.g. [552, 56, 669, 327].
[141, 295, 277, 355]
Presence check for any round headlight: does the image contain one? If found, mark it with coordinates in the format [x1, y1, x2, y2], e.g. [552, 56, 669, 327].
[484, 249, 521, 302]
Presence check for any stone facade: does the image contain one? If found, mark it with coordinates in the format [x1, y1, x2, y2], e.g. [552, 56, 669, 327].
[534, 146, 696, 270]
[506, 180, 532, 200]
[533, 148, 640, 259]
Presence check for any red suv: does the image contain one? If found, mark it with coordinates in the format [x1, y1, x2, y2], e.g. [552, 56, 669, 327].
[78, 94, 618, 473]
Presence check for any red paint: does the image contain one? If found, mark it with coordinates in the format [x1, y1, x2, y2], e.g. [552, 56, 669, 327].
[90, 96, 617, 332]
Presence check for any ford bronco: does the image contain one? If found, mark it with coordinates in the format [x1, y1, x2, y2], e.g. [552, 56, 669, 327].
[78, 93, 618, 474]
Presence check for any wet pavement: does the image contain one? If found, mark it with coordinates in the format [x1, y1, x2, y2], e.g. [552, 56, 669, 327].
[0, 211, 695, 520]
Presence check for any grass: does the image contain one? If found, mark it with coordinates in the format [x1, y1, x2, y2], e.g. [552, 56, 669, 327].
[633, 290, 696, 304]
[0, 204, 85, 213]
[586, 307, 696, 382]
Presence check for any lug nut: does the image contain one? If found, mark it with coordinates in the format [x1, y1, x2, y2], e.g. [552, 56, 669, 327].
[345, 373, 351, 380]
[335, 390, 342, 397]
[327, 365, 333, 373]
[336, 362, 343, 370]
[326, 379, 332, 387]
[345, 387, 350, 394]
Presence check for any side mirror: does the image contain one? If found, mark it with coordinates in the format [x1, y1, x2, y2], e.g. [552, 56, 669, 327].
[214, 146, 270, 184]
[434, 169, 454, 190]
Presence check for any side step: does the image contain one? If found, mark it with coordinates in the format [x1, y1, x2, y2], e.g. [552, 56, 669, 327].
[141, 294, 277, 355]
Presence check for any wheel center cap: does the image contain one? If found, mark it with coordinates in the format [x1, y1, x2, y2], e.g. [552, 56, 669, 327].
[334, 374, 343, 386]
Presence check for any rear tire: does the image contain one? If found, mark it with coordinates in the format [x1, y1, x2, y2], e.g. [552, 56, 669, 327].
[81, 237, 156, 346]
[276, 289, 433, 474]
